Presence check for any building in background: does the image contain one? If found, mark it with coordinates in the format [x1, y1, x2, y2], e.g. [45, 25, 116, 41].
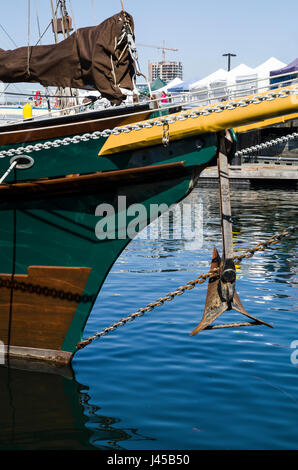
[149, 61, 183, 83]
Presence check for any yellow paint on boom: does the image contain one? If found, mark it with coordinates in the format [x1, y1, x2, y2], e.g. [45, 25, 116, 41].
[234, 112, 298, 133]
[99, 85, 298, 156]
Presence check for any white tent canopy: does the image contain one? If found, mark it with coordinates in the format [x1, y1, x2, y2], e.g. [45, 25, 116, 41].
[189, 65, 258, 101]
[253, 57, 286, 90]
[254, 57, 286, 76]
[190, 69, 228, 90]
[189, 69, 229, 103]
[226, 63, 258, 97]
[169, 57, 287, 106]
[192, 59, 286, 93]
[227, 63, 255, 81]
[157, 77, 183, 93]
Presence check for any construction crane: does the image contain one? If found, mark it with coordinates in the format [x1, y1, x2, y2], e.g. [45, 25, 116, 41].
[136, 40, 178, 62]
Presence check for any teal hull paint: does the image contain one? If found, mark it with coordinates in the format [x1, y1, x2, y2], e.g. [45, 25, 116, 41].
[0, 133, 217, 182]
[0, 133, 218, 354]
[1, 174, 195, 353]
[64, 174, 195, 351]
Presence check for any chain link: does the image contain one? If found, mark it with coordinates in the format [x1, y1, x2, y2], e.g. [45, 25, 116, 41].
[76, 226, 296, 350]
[162, 122, 170, 147]
[0, 86, 297, 160]
[235, 131, 298, 158]
[0, 277, 95, 303]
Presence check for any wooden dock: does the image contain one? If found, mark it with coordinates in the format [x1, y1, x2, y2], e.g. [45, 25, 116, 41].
[199, 161, 298, 188]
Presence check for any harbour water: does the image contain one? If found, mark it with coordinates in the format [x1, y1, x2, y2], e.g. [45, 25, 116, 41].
[0, 185, 297, 450]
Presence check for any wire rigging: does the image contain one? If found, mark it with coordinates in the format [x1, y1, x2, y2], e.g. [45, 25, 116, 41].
[35, 0, 59, 46]
[0, 23, 18, 48]
[68, 0, 77, 33]
[26, 0, 31, 77]
[91, 0, 98, 25]
[35, 0, 42, 41]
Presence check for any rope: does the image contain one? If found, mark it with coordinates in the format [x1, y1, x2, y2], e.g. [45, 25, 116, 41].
[26, 0, 31, 78]
[50, 0, 59, 43]
[0, 160, 18, 184]
[59, 1, 66, 40]
[35, 0, 60, 47]
[91, 0, 98, 24]
[68, 0, 77, 33]
[1, 90, 89, 99]
[34, 0, 42, 43]
[76, 226, 296, 350]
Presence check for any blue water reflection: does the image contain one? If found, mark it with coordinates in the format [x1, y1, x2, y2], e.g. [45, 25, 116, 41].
[0, 186, 297, 450]
[74, 187, 298, 450]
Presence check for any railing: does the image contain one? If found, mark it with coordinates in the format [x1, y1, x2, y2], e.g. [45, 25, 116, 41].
[0, 69, 297, 127]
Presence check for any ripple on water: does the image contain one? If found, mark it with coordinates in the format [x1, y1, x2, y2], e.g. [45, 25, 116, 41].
[73, 188, 298, 449]
[1, 187, 297, 450]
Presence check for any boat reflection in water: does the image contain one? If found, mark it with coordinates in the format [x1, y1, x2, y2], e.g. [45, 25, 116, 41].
[0, 364, 153, 450]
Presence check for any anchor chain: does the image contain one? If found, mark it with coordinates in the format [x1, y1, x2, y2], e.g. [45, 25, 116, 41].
[0, 85, 297, 160]
[76, 226, 296, 350]
[233, 227, 296, 262]
[235, 131, 298, 158]
[162, 122, 170, 147]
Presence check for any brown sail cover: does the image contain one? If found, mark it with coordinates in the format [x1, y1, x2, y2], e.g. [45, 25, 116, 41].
[0, 11, 135, 104]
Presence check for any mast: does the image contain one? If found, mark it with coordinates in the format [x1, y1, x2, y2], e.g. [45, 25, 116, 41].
[35, 0, 51, 113]
[59, 0, 79, 107]
[50, 0, 76, 110]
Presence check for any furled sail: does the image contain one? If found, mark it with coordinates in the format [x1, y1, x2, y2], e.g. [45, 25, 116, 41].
[0, 11, 136, 104]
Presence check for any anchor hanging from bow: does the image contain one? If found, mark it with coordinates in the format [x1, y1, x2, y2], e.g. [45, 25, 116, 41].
[191, 130, 273, 335]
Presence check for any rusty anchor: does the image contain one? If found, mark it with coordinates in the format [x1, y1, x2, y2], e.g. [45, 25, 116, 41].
[191, 130, 273, 336]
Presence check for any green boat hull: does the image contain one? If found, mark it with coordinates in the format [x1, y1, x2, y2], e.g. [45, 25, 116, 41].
[0, 131, 218, 366]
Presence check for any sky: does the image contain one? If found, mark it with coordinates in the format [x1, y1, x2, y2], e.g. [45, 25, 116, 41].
[0, 0, 297, 87]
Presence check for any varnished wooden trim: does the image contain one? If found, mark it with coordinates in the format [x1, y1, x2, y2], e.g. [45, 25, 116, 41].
[0, 161, 187, 201]
[0, 266, 91, 351]
[0, 105, 151, 146]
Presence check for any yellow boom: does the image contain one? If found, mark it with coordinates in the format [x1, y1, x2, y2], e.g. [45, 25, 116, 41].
[99, 84, 298, 156]
[233, 112, 298, 134]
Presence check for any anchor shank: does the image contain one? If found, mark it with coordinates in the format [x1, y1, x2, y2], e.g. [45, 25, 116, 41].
[217, 139, 233, 262]
[217, 131, 236, 304]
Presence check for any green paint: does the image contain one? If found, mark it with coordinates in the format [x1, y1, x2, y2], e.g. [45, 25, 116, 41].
[0, 132, 218, 353]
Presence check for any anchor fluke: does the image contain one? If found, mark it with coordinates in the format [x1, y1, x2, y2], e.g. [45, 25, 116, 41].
[190, 247, 273, 336]
[190, 246, 226, 336]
